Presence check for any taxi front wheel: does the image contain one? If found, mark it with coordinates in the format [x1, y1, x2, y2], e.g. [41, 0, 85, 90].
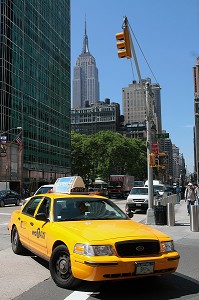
[49, 245, 81, 289]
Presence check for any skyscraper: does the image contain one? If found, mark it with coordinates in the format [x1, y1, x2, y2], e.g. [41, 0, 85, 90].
[122, 78, 162, 132]
[72, 19, 100, 108]
[0, 0, 71, 191]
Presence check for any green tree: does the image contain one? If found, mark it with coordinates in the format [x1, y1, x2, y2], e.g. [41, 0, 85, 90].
[70, 132, 92, 183]
[71, 131, 147, 182]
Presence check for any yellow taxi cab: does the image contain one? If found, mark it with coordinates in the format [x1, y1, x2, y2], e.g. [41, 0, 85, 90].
[8, 176, 180, 289]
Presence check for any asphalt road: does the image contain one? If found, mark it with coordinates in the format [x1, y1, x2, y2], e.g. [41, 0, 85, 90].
[0, 200, 199, 300]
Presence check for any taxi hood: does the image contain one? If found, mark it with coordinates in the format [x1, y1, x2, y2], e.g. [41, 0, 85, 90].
[56, 220, 169, 242]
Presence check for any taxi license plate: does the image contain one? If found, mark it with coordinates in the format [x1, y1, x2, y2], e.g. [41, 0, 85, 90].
[135, 262, 154, 275]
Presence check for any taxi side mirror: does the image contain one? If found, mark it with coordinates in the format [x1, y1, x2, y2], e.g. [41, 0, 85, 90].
[127, 211, 134, 218]
[35, 213, 48, 221]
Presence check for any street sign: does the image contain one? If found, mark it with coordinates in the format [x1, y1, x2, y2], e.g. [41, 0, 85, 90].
[155, 133, 169, 139]
[152, 143, 158, 155]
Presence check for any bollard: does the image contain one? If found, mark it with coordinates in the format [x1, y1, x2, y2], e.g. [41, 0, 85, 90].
[167, 203, 175, 226]
[190, 205, 199, 232]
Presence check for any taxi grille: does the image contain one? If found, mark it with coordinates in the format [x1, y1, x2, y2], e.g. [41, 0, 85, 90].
[115, 240, 160, 257]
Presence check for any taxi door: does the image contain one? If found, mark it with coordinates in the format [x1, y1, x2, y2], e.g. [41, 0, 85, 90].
[28, 197, 51, 258]
[18, 196, 44, 247]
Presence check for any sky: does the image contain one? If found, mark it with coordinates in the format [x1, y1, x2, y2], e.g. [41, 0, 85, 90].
[71, 0, 199, 173]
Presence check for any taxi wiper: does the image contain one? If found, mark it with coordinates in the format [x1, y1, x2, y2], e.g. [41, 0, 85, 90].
[60, 218, 84, 221]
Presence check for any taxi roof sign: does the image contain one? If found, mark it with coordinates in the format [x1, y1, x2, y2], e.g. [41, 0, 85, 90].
[52, 176, 85, 194]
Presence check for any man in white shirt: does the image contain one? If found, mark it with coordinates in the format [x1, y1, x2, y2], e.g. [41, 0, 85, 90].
[184, 182, 196, 215]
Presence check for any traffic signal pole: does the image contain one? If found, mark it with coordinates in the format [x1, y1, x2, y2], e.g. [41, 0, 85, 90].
[126, 20, 155, 224]
[145, 82, 155, 224]
[116, 17, 155, 224]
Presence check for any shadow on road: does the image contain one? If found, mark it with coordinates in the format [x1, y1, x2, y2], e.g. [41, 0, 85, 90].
[23, 252, 199, 300]
[75, 273, 199, 300]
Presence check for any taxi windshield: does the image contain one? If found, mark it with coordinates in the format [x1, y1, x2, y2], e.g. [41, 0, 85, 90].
[53, 198, 128, 221]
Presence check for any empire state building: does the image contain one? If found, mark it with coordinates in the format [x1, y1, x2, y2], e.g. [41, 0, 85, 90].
[72, 20, 100, 108]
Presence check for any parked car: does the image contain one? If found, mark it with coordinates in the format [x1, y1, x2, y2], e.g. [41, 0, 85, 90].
[34, 184, 54, 195]
[0, 190, 21, 207]
[23, 184, 54, 204]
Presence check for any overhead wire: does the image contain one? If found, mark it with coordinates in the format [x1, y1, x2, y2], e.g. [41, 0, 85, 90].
[128, 22, 159, 84]
[130, 59, 136, 81]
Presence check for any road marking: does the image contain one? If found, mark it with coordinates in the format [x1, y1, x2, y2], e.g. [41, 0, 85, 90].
[0, 223, 8, 226]
[64, 291, 96, 300]
[0, 213, 11, 215]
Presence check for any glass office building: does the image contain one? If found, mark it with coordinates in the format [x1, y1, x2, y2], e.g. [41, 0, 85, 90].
[0, 0, 71, 190]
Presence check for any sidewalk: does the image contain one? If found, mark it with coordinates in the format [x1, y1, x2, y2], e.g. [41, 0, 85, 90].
[145, 200, 199, 242]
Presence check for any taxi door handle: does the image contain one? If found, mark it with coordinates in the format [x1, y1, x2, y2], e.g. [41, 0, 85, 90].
[30, 222, 34, 226]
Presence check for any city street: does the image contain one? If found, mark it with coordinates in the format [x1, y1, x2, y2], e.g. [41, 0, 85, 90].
[0, 200, 199, 300]
[0, 2, 198, 300]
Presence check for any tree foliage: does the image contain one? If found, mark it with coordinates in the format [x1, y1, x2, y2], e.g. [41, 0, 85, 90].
[71, 131, 147, 183]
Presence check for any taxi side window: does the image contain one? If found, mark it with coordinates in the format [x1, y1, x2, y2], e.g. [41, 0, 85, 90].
[37, 197, 51, 218]
[22, 196, 43, 216]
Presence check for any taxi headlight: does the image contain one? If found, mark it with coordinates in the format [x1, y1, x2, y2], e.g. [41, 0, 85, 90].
[160, 241, 174, 252]
[74, 243, 115, 256]
[127, 198, 132, 203]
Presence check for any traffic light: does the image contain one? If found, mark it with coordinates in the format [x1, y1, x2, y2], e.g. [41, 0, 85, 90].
[149, 153, 155, 167]
[158, 153, 168, 168]
[116, 27, 132, 59]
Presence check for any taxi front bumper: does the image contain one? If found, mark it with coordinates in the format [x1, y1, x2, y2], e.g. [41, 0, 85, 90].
[71, 252, 180, 281]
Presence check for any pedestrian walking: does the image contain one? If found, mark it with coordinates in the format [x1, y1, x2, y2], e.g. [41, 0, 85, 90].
[194, 183, 199, 206]
[176, 183, 181, 204]
[184, 182, 196, 215]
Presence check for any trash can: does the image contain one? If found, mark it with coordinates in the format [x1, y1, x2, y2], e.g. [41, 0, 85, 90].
[154, 202, 167, 225]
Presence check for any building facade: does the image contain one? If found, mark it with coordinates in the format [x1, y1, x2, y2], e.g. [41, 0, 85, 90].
[151, 83, 162, 133]
[124, 122, 147, 139]
[122, 78, 161, 133]
[161, 136, 173, 184]
[172, 144, 179, 182]
[0, 0, 71, 192]
[193, 57, 199, 182]
[72, 19, 100, 108]
[71, 100, 121, 135]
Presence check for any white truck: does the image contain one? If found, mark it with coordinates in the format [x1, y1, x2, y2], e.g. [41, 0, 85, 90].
[108, 175, 134, 199]
[144, 180, 166, 197]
